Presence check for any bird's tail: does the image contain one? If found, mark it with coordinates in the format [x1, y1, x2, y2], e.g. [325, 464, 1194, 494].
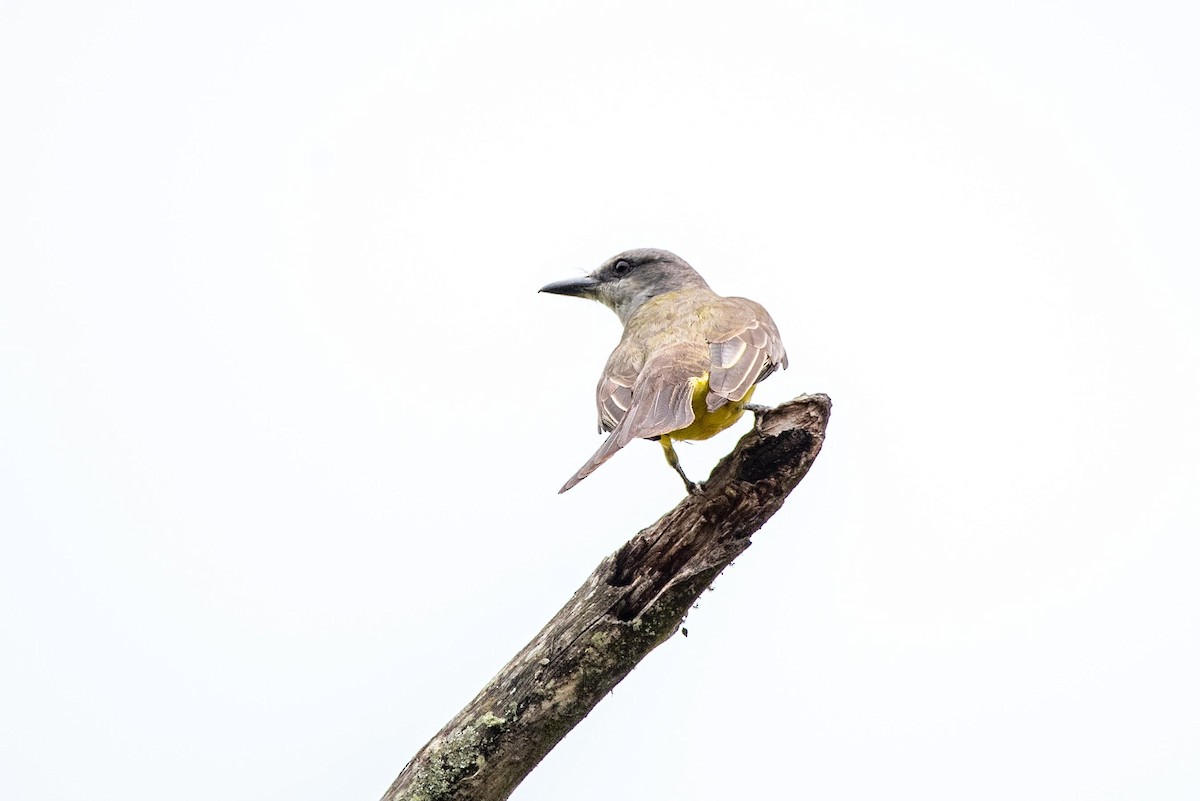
[558, 425, 635, 493]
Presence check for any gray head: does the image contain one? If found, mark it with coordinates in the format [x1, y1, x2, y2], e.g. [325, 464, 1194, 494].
[539, 248, 711, 324]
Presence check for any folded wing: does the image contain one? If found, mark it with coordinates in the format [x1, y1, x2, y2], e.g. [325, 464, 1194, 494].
[561, 344, 706, 493]
[705, 299, 789, 411]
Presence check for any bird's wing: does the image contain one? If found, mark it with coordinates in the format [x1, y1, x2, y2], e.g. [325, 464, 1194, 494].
[705, 298, 789, 411]
[595, 357, 639, 434]
[562, 344, 705, 493]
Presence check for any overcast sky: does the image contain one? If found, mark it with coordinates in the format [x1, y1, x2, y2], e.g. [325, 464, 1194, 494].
[3, 2, 1198, 799]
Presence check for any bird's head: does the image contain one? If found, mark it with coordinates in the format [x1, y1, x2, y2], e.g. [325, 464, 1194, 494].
[539, 248, 710, 324]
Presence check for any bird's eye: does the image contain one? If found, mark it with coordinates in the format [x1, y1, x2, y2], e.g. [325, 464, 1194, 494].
[613, 259, 632, 276]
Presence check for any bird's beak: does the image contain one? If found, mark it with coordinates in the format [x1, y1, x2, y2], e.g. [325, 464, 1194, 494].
[539, 275, 601, 298]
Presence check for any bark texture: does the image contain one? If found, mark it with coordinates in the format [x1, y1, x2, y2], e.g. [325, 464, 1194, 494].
[381, 393, 831, 801]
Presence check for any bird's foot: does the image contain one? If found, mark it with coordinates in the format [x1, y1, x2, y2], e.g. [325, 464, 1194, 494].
[743, 403, 770, 417]
[685, 480, 704, 496]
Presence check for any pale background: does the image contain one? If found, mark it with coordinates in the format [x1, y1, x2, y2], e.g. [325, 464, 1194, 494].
[2, 2, 1198, 799]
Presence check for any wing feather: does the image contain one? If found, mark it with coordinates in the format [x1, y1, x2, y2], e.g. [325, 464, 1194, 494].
[595, 353, 639, 433]
[596, 375, 633, 433]
[705, 299, 788, 411]
[561, 345, 704, 493]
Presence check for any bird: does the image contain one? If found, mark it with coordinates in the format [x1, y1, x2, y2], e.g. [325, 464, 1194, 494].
[540, 248, 788, 494]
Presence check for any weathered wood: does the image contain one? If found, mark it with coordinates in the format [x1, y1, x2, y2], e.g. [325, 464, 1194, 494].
[381, 394, 831, 801]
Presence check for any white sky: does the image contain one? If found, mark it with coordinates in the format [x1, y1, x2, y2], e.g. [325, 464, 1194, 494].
[2, 2, 1198, 799]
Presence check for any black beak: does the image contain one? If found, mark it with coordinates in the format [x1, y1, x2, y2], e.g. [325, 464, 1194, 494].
[538, 275, 601, 298]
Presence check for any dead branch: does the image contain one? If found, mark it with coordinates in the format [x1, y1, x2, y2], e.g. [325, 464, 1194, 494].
[381, 393, 831, 801]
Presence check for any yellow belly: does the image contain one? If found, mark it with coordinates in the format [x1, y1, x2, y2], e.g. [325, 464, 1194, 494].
[666, 375, 755, 442]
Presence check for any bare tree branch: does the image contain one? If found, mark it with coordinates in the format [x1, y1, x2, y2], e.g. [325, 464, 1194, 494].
[381, 394, 831, 801]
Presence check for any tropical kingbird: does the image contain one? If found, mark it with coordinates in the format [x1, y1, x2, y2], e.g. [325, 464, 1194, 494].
[540, 248, 788, 494]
